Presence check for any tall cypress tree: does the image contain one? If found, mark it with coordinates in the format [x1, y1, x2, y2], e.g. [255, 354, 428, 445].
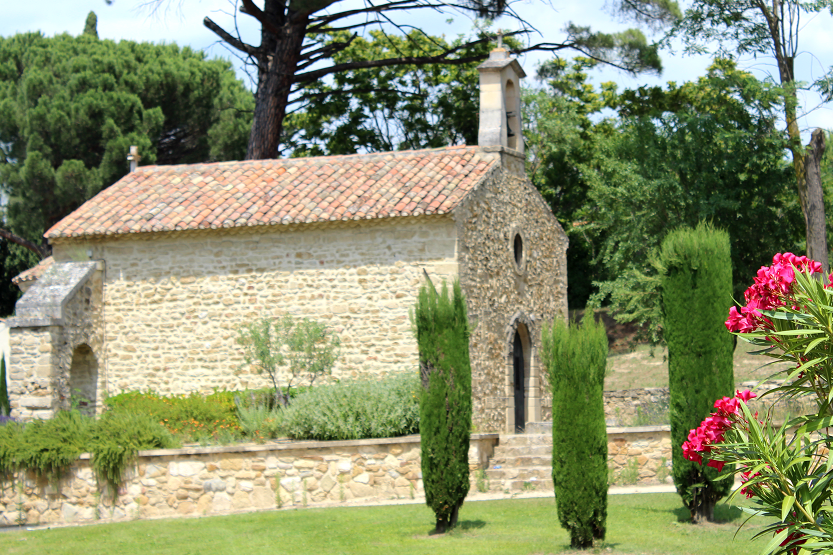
[413, 279, 472, 534]
[543, 314, 608, 548]
[660, 222, 734, 523]
[0, 357, 10, 416]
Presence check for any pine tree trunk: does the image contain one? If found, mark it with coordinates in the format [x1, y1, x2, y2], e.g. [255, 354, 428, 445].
[778, 56, 829, 273]
[804, 129, 828, 274]
[690, 497, 716, 524]
[247, 16, 308, 160]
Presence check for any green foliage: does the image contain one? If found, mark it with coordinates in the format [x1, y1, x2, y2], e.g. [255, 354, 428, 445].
[104, 390, 241, 442]
[284, 29, 511, 156]
[15, 410, 93, 483]
[236, 315, 341, 406]
[0, 357, 9, 416]
[659, 222, 734, 521]
[542, 314, 608, 548]
[0, 29, 253, 314]
[528, 58, 801, 330]
[89, 411, 177, 494]
[273, 374, 420, 441]
[0, 409, 175, 494]
[413, 279, 472, 533]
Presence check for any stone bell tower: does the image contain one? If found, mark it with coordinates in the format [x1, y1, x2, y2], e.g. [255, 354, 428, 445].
[477, 34, 526, 154]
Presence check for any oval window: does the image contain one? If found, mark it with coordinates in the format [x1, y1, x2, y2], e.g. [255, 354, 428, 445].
[514, 233, 523, 268]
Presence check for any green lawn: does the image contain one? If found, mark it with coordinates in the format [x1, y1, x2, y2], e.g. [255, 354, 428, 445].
[3, 494, 769, 555]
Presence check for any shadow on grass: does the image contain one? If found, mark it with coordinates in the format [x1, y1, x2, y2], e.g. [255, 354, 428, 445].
[671, 503, 744, 524]
[426, 520, 487, 536]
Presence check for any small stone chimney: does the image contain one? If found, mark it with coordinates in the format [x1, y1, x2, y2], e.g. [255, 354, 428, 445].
[127, 145, 141, 173]
[477, 36, 526, 154]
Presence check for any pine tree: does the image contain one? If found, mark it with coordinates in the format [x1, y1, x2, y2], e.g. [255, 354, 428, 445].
[413, 279, 472, 533]
[543, 314, 608, 548]
[659, 221, 734, 523]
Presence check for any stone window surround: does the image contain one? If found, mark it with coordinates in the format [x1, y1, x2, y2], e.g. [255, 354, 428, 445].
[508, 224, 527, 275]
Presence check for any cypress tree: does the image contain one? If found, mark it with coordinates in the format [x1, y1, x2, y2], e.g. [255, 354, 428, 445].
[542, 314, 608, 548]
[0, 357, 9, 416]
[413, 279, 472, 534]
[659, 222, 734, 523]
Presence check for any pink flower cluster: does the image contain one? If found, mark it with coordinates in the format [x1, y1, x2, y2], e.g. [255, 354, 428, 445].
[681, 390, 757, 471]
[725, 253, 825, 333]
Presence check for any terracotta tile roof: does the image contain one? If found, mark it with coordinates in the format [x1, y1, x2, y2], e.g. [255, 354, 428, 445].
[12, 256, 53, 285]
[46, 146, 497, 240]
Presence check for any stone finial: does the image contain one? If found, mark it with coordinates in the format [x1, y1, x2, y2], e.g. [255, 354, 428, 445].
[476, 44, 526, 154]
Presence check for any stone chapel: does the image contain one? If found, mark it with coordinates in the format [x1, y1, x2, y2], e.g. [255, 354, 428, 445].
[6, 47, 568, 433]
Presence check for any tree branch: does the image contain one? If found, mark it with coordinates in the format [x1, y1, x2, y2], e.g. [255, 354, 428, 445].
[238, 0, 281, 36]
[0, 229, 47, 259]
[203, 17, 262, 58]
[293, 31, 526, 84]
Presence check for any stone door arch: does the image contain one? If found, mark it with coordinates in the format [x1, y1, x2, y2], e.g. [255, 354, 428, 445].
[505, 313, 541, 433]
[69, 343, 98, 416]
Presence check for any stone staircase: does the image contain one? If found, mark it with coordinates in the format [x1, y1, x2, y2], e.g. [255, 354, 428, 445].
[482, 433, 554, 493]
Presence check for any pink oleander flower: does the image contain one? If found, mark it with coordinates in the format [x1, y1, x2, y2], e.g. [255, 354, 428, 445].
[682, 390, 758, 469]
[726, 253, 823, 333]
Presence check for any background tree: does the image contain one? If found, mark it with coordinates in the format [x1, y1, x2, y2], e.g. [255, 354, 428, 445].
[660, 222, 734, 523]
[0, 18, 253, 315]
[144, 0, 681, 159]
[670, 0, 833, 272]
[526, 59, 803, 338]
[542, 313, 608, 548]
[413, 279, 472, 534]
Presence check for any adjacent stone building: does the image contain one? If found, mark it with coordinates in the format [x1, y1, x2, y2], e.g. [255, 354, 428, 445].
[7, 47, 568, 432]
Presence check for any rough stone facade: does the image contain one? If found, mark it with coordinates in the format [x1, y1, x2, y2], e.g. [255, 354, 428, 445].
[454, 150, 566, 430]
[59, 217, 458, 396]
[15, 149, 567, 432]
[7, 263, 104, 419]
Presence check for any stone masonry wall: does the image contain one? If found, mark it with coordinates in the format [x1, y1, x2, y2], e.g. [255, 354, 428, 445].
[7, 268, 104, 420]
[0, 434, 498, 526]
[0, 429, 670, 527]
[454, 154, 568, 432]
[7, 327, 61, 419]
[51, 217, 458, 396]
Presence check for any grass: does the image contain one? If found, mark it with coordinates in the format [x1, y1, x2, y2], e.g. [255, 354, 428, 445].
[3, 494, 768, 555]
[605, 340, 794, 391]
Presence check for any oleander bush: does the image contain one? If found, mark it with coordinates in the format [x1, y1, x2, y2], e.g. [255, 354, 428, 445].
[273, 373, 420, 441]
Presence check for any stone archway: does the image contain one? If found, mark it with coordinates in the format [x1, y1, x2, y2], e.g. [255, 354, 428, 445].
[69, 344, 98, 416]
[505, 313, 541, 433]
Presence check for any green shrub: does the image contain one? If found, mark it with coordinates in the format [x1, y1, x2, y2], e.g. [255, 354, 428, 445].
[236, 314, 341, 406]
[16, 410, 93, 483]
[273, 374, 420, 441]
[659, 222, 734, 523]
[413, 279, 472, 534]
[90, 411, 178, 494]
[104, 390, 241, 442]
[543, 314, 608, 548]
[236, 404, 285, 442]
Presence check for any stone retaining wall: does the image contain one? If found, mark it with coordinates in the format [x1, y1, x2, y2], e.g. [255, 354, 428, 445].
[0, 428, 670, 527]
[607, 426, 672, 486]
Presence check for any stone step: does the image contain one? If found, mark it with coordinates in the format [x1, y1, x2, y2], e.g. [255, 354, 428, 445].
[496, 434, 552, 448]
[488, 455, 551, 467]
[491, 444, 553, 458]
[486, 466, 552, 481]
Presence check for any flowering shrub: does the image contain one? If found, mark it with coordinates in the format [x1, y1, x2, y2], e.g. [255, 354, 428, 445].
[683, 253, 833, 554]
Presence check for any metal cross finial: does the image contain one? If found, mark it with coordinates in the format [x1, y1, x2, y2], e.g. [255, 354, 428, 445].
[496, 29, 504, 49]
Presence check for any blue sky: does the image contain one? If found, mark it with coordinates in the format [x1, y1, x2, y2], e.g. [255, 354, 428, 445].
[2, 0, 832, 138]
